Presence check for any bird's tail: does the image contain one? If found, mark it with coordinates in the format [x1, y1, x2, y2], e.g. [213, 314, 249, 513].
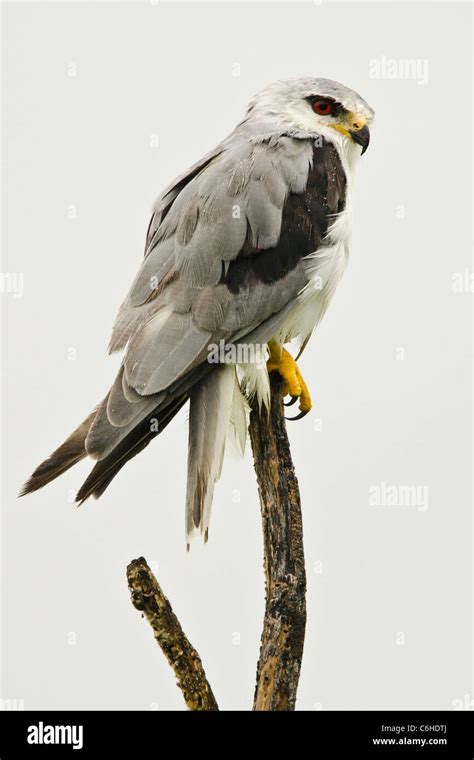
[19, 407, 100, 496]
[74, 393, 187, 503]
[20, 393, 187, 502]
[21, 363, 246, 544]
[185, 364, 243, 543]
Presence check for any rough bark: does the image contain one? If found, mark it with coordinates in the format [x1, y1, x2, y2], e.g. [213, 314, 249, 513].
[249, 373, 307, 710]
[127, 374, 306, 711]
[126, 556, 218, 711]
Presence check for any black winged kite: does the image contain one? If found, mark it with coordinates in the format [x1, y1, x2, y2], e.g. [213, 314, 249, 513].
[22, 77, 374, 543]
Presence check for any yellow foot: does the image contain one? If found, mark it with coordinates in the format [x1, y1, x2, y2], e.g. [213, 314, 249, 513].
[267, 342, 312, 420]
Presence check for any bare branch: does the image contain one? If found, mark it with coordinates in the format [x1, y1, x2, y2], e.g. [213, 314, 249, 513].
[126, 557, 218, 711]
[127, 373, 306, 711]
[249, 373, 307, 710]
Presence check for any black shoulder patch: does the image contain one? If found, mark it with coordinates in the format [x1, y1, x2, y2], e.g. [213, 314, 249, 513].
[222, 139, 346, 293]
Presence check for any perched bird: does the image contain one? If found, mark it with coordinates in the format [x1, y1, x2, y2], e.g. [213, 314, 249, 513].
[21, 77, 374, 542]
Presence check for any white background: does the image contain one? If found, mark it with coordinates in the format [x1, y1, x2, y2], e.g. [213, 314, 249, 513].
[2, 1, 472, 710]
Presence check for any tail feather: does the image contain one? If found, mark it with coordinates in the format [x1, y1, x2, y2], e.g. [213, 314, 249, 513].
[19, 407, 100, 496]
[75, 394, 187, 503]
[21, 359, 245, 546]
[185, 365, 240, 542]
[20, 362, 212, 504]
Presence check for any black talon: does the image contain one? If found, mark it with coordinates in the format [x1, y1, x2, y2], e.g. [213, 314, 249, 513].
[286, 409, 309, 421]
[284, 395, 298, 407]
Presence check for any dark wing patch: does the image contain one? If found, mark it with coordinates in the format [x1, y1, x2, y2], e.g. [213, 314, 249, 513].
[221, 140, 346, 293]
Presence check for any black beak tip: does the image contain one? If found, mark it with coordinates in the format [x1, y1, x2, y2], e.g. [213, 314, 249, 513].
[350, 125, 370, 155]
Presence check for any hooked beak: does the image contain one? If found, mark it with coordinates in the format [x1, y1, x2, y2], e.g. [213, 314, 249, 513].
[349, 124, 370, 155]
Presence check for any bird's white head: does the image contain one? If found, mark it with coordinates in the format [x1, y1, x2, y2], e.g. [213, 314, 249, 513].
[245, 77, 374, 157]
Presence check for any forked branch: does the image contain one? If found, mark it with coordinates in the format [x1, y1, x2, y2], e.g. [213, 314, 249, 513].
[127, 374, 307, 711]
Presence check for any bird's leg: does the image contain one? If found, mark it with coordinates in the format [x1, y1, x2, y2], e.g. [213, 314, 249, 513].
[266, 341, 312, 420]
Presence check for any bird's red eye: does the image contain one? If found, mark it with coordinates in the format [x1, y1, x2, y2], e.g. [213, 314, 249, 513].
[312, 99, 333, 116]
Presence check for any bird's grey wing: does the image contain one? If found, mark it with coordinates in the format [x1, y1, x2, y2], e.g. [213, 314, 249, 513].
[92, 134, 345, 463]
[189, 135, 347, 340]
[23, 130, 347, 518]
[144, 143, 226, 256]
[108, 136, 312, 393]
[110, 132, 345, 348]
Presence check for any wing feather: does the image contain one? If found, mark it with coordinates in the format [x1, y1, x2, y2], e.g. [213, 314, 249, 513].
[98, 133, 345, 492]
[24, 119, 348, 520]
